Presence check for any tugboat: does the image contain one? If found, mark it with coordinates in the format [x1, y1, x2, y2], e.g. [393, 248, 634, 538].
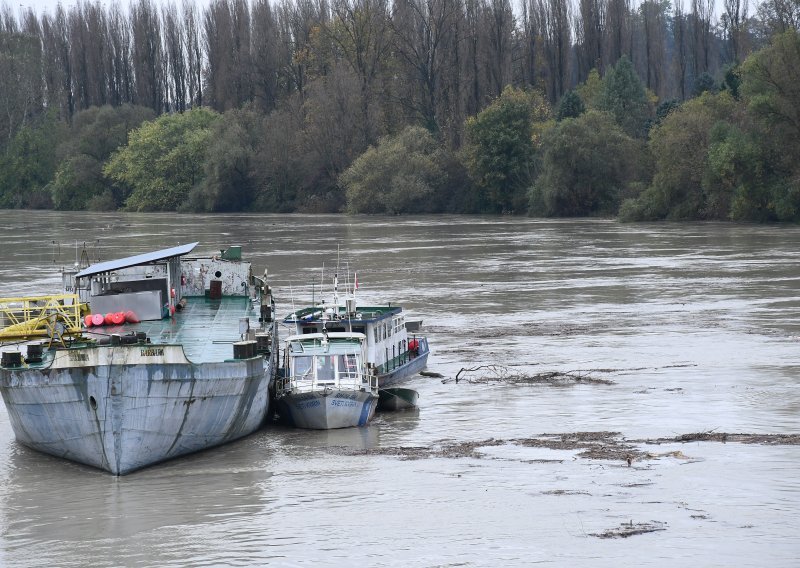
[275, 331, 378, 429]
[0, 243, 277, 475]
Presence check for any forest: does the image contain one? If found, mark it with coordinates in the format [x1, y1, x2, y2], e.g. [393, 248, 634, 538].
[0, 0, 798, 220]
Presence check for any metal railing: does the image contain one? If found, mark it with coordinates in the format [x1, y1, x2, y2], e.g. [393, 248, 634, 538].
[0, 294, 84, 341]
[276, 371, 378, 394]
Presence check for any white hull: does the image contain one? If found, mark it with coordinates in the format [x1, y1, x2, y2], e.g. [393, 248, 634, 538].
[277, 389, 378, 429]
[0, 344, 273, 475]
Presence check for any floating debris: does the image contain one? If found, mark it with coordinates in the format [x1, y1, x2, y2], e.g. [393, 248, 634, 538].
[649, 432, 800, 446]
[331, 430, 800, 463]
[444, 365, 615, 386]
[542, 489, 591, 496]
[591, 520, 667, 539]
[419, 370, 444, 378]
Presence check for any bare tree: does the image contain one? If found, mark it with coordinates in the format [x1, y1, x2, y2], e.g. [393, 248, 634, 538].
[183, 0, 203, 107]
[0, 6, 42, 147]
[691, 0, 713, 76]
[131, 0, 165, 112]
[723, 0, 749, 63]
[577, 0, 605, 78]
[640, 0, 666, 96]
[482, 0, 514, 97]
[108, 2, 134, 107]
[605, 0, 630, 66]
[163, 2, 187, 111]
[251, 0, 280, 113]
[391, 0, 461, 133]
[672, 0, 688, 99]
[325, 0, 392, 146]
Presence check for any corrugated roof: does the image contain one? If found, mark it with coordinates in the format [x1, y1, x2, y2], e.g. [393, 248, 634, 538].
[75, 242, 199, 279]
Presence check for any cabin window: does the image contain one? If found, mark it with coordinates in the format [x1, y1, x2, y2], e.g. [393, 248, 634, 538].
[303, 326, 316, 334]
[328, 326, 345, 332]
[315, 355, 336, 382]
[292, 356, 313, 378]
[338, 354, 359, 379]
[353, 326, 365, 335]
[374, 328, 379, 343]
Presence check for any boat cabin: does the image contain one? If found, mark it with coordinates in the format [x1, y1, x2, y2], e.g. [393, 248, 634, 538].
[66, 243, 254, 322]
[285, 305, 419, 376]
[281, 332, 371, 391]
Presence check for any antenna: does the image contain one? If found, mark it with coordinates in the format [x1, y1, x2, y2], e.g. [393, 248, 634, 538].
[334, 245, 340, 308]
[290, 283, 296, 315]
[320, 262, 325, 305]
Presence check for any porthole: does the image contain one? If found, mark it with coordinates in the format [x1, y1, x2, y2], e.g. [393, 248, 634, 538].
[215, 270, 222, 278]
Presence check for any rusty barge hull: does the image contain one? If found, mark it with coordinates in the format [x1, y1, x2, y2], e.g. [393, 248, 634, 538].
[0, 343, 272, 475]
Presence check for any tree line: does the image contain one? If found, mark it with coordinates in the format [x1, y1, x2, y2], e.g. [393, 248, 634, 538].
[0, 0, 798, 220]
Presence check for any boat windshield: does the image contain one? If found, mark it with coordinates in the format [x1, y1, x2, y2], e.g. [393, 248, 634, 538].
[315, 355, 336, 382]
[292, 356, 313, 379]
[292, 353, 361, 382]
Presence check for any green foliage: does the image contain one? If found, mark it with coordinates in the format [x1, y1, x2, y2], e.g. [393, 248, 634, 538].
[576, 69, 603, 109]
[251, 106, 305, 212]
[50, 155, 105, 210]
[530, 111, 646, 217]
[655, 99, 681, 124]
[738, 30, 800, 220]
[51, 104, 155, 210]
[693, 72, 717, 97]
[464, 86, 551, 214]
[596, 56, 652, 138]
[104, 108, 220, 211]
[0, 110, 65, 209]
[621, 92, 740, 221]
[341, 126, 451, 214]
[556, 90, 586, 121]
[188, 108, 261, 212]
[741, 31, 800, 153]
[721, 65, 741, 99]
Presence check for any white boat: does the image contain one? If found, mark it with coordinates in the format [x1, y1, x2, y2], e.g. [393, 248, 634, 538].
[284, 297, 429, 389]
[0, 243, 277, 475]
[275, 331, 378, 429]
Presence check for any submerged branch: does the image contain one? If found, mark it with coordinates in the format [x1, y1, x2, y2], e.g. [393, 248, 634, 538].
[446, 365, 614, 385]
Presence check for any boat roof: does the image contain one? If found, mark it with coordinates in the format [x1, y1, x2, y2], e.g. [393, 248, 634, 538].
[286, 332, 365, 343]
[75, 242, 199, 280]
[285, 305, 402, 323]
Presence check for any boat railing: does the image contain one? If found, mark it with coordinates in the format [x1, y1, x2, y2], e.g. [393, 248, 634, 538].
[277, 371, 377, 394]
[0, 294, 83, 342]
[376, 336, 428, 375]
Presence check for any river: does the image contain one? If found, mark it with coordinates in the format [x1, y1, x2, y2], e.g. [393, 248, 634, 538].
[0, 211, 798, 566]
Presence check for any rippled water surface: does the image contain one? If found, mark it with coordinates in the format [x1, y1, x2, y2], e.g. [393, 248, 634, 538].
[1, 211, 799, 566]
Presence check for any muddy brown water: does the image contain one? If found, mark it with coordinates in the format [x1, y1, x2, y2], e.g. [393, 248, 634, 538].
[0, 211, 798, 566]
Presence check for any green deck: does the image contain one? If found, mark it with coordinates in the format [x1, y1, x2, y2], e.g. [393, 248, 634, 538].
[90, 296, 254, 364]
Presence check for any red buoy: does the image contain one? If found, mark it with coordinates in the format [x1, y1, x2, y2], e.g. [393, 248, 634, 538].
[104, 313, 114, 325]
[111, 312, 125, 325]
[125, 311, 140, 323]
[84, 314, 94, 327]
[408, 339, 419, 351]
[91, 313, 105, 326]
